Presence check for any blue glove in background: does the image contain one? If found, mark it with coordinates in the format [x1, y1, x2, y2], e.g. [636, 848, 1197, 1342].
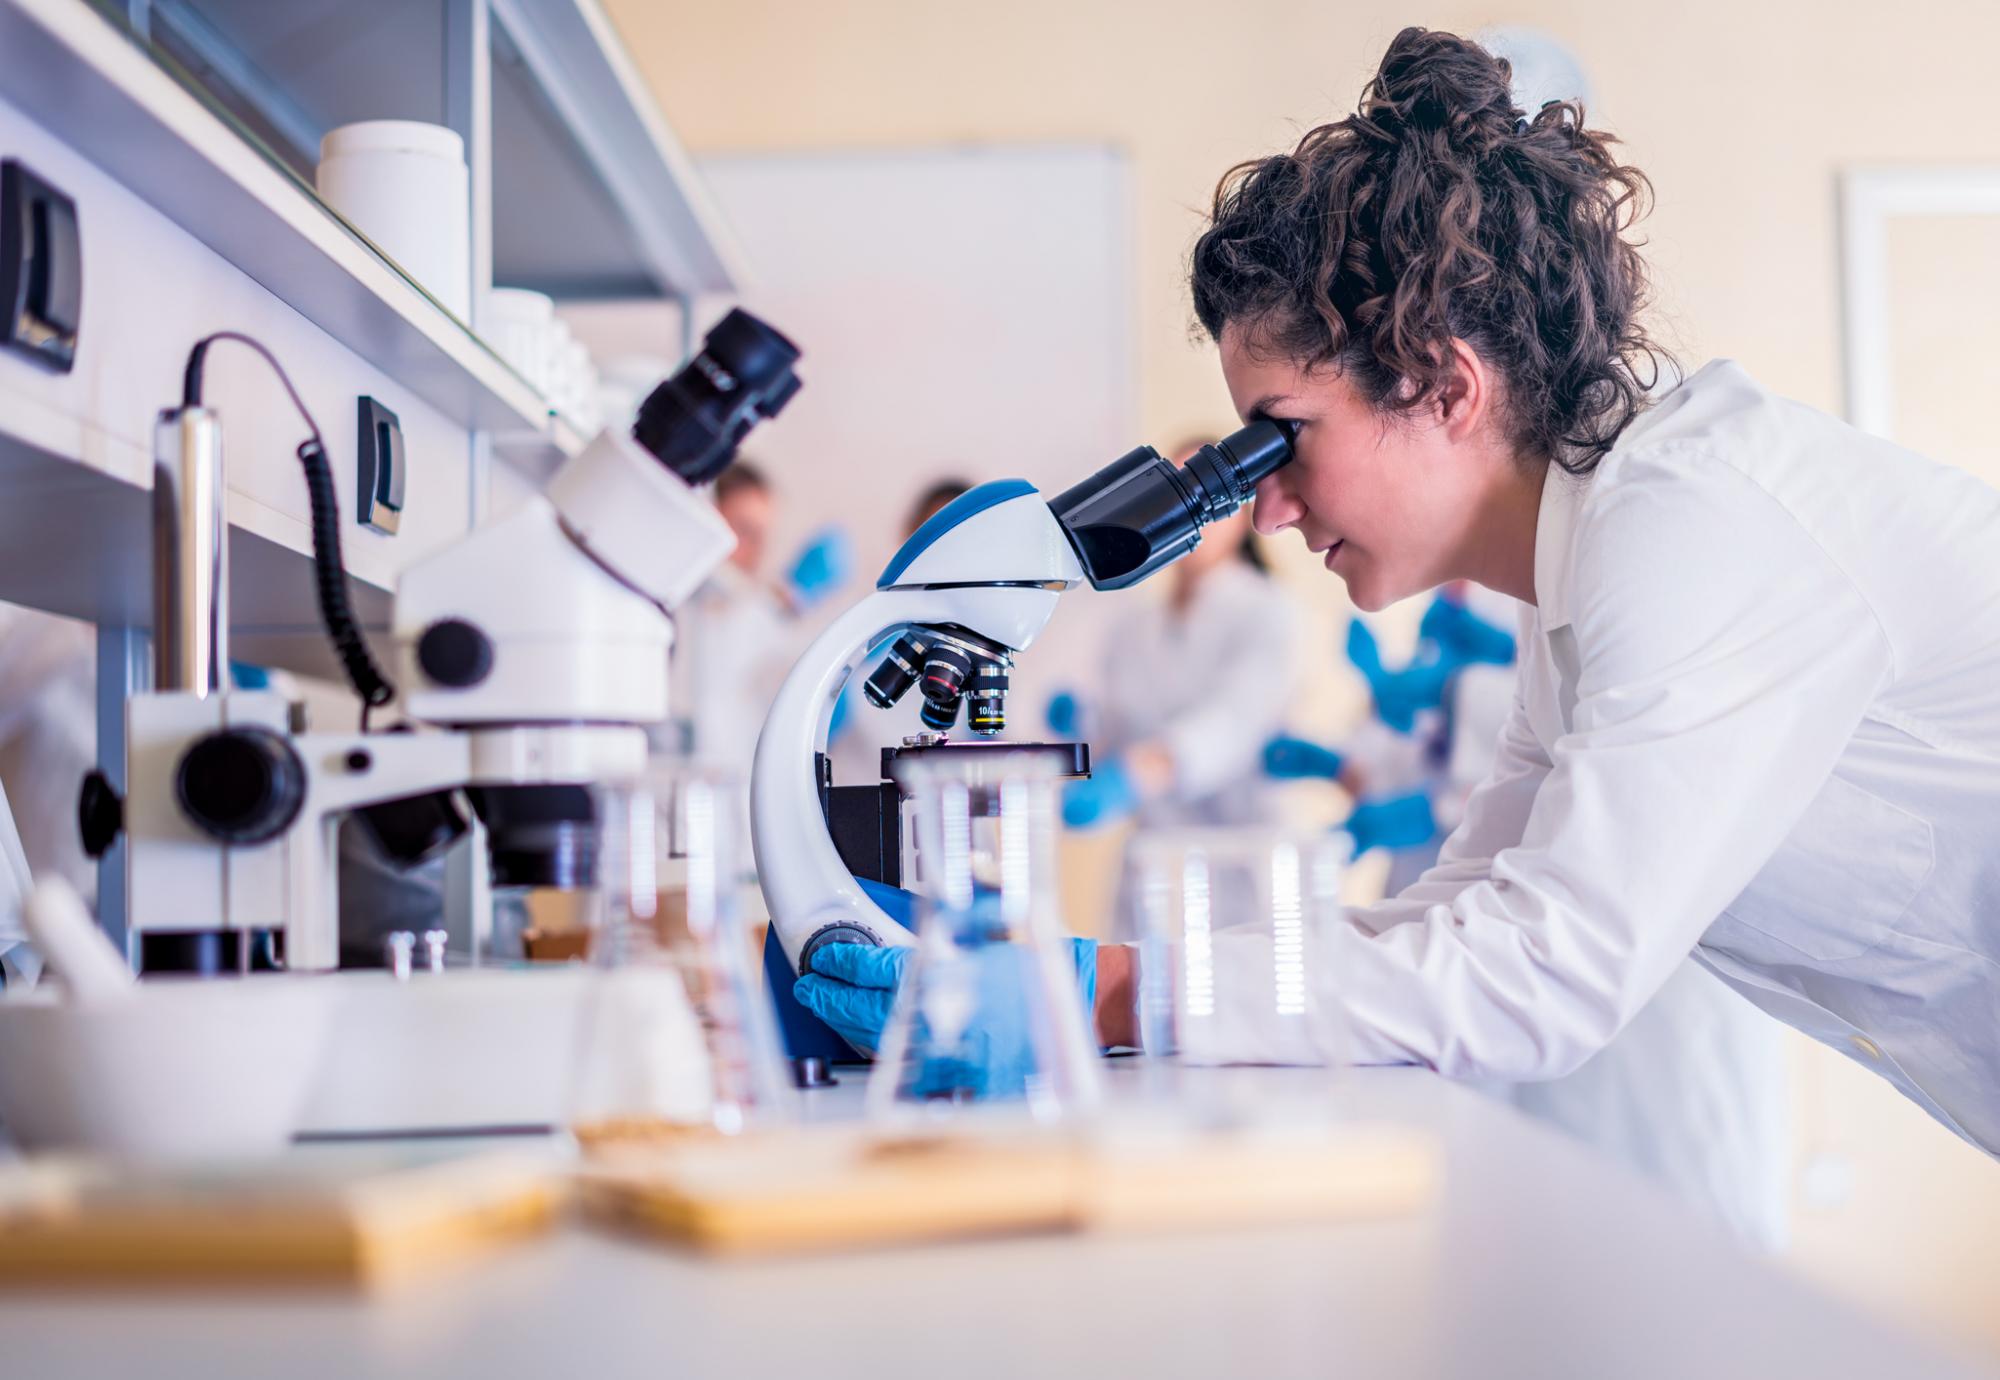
[1346, 617, 1451, 733]
[229, 661, 272, 690]
[786, 526, 853, 607]
[1419, 593, 1517, 668]
[1061, 758, 1138, 829]
[1263, 734, 1346, 781]
[1342, 790, 1439, 854]
[793, 937, 1099, 1094]
[1045, 690, 1082, 738]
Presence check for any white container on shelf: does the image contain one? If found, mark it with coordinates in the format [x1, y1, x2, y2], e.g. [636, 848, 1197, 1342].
[485, 287, 557, 400]
[315, 120, 471, 320]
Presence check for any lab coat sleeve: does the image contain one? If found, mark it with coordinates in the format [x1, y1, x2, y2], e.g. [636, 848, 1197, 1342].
[1156, 588, 1305, 800]
[1319, 449, 1893, 1078]
[1347, 684, 1551, 936]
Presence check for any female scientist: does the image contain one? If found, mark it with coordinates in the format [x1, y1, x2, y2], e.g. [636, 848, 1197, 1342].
[797, 26, 2000, 1157]
[1182, 26, 2000, 1151]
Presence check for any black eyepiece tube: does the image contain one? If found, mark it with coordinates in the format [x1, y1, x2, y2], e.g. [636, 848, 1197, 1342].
[1048, 418, 1293, 591]
[632, 308, 803, 486]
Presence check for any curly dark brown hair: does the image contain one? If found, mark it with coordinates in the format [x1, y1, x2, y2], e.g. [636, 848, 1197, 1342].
[1190, 27, 1669, 475]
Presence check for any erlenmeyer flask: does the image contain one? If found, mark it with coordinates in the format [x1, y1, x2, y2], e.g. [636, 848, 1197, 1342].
[865, 748, 1102, 1124]
[570, 764, 790, 1144]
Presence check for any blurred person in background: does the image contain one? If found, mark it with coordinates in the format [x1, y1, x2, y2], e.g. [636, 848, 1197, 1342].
[672, 460, 851, 785]
[1056, 440, 1305, 836]
[0, 603, 94, 985]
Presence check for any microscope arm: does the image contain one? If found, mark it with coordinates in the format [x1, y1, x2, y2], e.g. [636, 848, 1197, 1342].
[751, 584, 1063, 970]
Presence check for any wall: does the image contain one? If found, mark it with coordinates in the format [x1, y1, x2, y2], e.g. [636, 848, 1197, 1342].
[602, 0, 2000, 1358]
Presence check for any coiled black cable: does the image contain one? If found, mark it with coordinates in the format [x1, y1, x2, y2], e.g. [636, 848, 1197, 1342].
[181, 332, 397, 725]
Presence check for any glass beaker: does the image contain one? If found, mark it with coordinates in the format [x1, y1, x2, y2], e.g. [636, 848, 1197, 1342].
[570, 765, 791, 1145]
[864, 748, 1102, 1125]
[1130, 827, 1351, 1069]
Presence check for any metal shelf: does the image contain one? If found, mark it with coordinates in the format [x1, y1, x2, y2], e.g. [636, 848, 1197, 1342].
[0, 0, 562, 444]
[109, 0, 747, 302]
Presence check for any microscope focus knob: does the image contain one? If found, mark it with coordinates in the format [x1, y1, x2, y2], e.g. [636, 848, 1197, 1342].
[175, 727, 306, 845]
[417, 618, 494, 688]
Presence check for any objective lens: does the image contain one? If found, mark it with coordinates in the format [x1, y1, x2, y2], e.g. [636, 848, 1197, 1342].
[863, 632, 929, 708]
[919, 693, 961, 731]
[966, 658, 1008, 736]
[920, 642, 973, 705]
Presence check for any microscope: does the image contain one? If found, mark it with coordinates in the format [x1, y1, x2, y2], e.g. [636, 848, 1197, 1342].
[751, 418, 1294, 1062]
[76, 311, 799, 1131]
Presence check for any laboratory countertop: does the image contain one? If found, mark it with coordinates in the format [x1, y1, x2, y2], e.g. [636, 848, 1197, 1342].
[2, 1062, 1991, 1380]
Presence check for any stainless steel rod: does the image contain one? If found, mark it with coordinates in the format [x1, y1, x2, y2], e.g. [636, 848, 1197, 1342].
[151, 406, 227, 695]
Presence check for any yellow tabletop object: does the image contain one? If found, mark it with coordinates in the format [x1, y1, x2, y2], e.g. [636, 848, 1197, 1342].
[0, 1147, 561, 1286]
[577, 1119, 1437, 1256]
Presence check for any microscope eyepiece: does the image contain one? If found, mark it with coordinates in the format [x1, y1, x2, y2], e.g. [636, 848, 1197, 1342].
[1048, 417, 1294, 591]
[632, 308, 803, 487]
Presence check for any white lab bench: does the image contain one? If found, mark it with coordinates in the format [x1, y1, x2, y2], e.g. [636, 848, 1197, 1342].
[2, 1062, 1991, 1380]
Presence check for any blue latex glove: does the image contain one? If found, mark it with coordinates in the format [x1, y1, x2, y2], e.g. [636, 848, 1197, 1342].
[1263, 734, 1346, 781]
[1061, 758, 1138, 829]
[229, 660, 272, 690]
[1369, 661, 1452, 734]
[1341, 790, 1439, 854]
[1346, 617, 1454, 732]
[1045, 690, 1082, 738]
[793, 938, 1099, 1095]
[1419, 593, 1517, 668]
[786, 526, 853, 607]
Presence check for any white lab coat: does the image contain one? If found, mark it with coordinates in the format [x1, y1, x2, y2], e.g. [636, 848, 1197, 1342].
[1400, 596, 1793, 1246]
[1095, 560, 1306, 831]
[0, 603, 95, 985]
[671, 564, 800, 787]
[1281, 360, 2000, 1157]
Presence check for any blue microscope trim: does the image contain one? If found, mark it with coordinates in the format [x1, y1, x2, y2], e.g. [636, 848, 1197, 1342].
[876, 479, 1038, 588]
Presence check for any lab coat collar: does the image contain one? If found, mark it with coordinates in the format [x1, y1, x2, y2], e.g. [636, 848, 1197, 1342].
[1533, 464, 1588, 630]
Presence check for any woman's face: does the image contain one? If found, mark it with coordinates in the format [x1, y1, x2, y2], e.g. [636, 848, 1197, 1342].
[1221, 324, 1492, 612]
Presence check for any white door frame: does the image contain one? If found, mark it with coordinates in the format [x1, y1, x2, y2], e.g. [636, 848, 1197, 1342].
[1840, 166, 2000, 439]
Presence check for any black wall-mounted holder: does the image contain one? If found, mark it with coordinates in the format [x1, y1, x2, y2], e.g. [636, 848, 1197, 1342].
[0, 159, 81, 373]
[356, 395, 405, 534]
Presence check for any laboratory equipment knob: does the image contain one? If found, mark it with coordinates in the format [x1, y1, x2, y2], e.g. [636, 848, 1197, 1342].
[417, 618, 493, 688]
[77, 770, 123, 859]
[175, 727, 307, 845]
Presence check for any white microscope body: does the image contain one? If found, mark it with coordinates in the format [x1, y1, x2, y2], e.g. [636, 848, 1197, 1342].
[751, 418, 1297, 1037]
[753, 480, 1085, 971]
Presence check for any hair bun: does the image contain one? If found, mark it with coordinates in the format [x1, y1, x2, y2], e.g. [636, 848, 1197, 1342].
[1366, 27, 1518, 148]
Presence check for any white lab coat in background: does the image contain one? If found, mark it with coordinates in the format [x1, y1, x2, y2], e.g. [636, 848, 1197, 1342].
[0, 604, 95, 985]
[670, 564, 801, 790]
[1095, 560, 1306, 831]
[1208, 361, 2000, 1158]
